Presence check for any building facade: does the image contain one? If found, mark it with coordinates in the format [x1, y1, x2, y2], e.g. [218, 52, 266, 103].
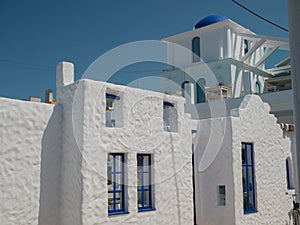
[0, 15, 296, 225]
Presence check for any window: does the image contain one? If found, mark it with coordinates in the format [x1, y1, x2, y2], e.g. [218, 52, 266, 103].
[218, 185, 226, 206]
[106, 92, 123, 127]
[244, 39, 249, 54]
[196, 78, 206, 103]
[242, 143, 257, 213]
[137, 154, 154, 211]
[163, 101, 178, 132]
[181, 81, 190, 98]
[255, 81, 261, 94]
[192, 37, 201, 63]
[107, 153, 127, 215]
[286, 157, 294, 190]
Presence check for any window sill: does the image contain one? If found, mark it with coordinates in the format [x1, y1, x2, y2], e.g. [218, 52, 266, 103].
[244, 209, 258, 214]
[138, 208, 156, 213]
[108, 211, 129, 216]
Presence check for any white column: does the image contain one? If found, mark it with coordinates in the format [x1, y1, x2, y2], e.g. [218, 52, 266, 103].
[287, 0, 300, 197]
[226, 28, 232, 58]
[184, 82, 195, 105]
[242, 70, 251, 95]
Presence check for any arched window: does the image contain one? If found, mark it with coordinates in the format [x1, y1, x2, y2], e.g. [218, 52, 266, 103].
[286, 157, 294, 189]
[192, 37, 201, 63]
[244, 39, 249, 54]
[181, 81, 190, 98]
[196, 78, 206, 103]
[255, 81, 261, 94]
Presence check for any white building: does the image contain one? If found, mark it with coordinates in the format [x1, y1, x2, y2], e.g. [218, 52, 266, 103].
[0, 15, 296, 225]
[160, 14, 295, 224]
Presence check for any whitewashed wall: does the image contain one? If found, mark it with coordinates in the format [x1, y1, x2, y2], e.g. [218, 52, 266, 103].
[0, 98, 60, 225]
[59, 80, 85, 225]
[58, 79, 194, 225]
[231, 95, 293, 225]
[165, 26, 227, 68]
[194, 95, 294, 225]
[194, 117, 236, 225]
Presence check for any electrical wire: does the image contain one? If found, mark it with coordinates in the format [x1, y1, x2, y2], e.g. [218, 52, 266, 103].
[0, 59, 164, 75]
[231, 0, 289, 32]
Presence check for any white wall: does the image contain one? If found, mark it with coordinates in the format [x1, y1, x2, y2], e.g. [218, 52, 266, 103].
[231, 95, 293, 225]
[58, 79, 194, 225]
[0, 98, 58, 225]
[194, 117, 236, 225]
[194, 95, 294, 225]
[59, 81, 85, 225]
[165, 26, 227, 68]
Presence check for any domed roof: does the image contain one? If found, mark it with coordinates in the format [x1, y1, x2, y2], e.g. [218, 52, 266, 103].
[194, 15, 228, 29]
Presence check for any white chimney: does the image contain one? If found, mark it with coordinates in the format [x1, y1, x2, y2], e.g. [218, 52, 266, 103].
[56, 62, 74, 102]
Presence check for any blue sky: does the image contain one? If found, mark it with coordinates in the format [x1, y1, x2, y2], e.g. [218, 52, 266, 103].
[0, 0, 289, 101]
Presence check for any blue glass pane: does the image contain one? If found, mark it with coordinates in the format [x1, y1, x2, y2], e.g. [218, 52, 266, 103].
[108, 193, 114, 211]
[138, 191, 143, 208]
[247, 145, 253, 165]
[137, 173, 143, 188]
[144, 173, 150, 186]
[115, 192, 123, 210]
[115, 155, 122, 172]
[115, 174, 122, 190]
[249, 189, 255, 210]
[143, 191, 150, 207]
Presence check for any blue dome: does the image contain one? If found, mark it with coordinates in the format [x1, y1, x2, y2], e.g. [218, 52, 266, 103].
[194, 15, 228, 29]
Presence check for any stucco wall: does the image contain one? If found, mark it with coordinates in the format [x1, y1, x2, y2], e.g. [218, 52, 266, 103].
[231, 95, 293, 225]
[59, 81, 85, 225]
[194, 117, 236, 225]
[194, 95, 294, 225]
[0, 98, 57, 225]
[58, 79, 194, 225]
[1, 76, 293, 225]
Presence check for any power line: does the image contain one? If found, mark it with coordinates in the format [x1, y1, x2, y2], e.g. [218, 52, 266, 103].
[0, 59, 165, 75]
[0, 60, 55, 72]
[231, 0, 289, 32]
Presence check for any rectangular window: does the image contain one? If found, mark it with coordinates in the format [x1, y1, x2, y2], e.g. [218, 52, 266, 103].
[242, 143, 257, 213]
[163, 101, 178, 132]
[137, 154, 154, 211]
[108, 153, 127, 215]
[106, 93, 123, 128]
[286, 157, 294, 190]
[218, 185, 226, 206]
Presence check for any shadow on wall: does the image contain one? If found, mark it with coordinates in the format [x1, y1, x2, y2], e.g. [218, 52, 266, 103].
[38, 105, 63, 225]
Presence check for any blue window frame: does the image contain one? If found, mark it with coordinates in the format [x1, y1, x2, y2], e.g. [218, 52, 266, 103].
[107, 153, 127, 215]
[242, 143, 257, 213]
[137, 154, 154, 211]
